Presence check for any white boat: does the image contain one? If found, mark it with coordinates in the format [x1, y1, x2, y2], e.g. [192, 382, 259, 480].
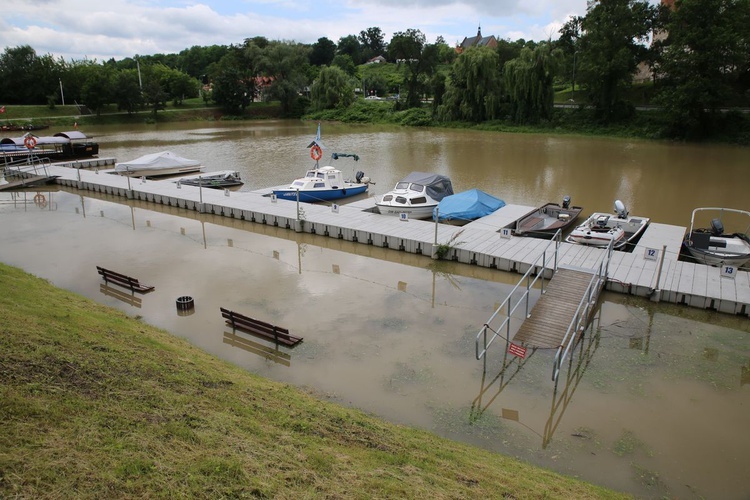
[272, 124, 371, 202]
[172, 170, 243, 189]
[114, 151, 204, 178]
[682, 207, 750, 267]
[376, 172, 454, 219]
[566, 200, 650, 250]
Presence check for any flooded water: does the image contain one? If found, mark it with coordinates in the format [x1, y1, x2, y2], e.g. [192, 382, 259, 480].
[1, 122, 750, 499]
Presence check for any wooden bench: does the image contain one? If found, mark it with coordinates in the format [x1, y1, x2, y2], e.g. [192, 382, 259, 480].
[220, 307, 302, 346]
[96, 266, 155, 293]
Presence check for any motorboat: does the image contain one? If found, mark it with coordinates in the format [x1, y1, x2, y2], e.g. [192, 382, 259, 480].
[376, 172, 454, 219]
[433, 188, 505, 225]
[682, 207, 750, 267]
[114, 151, 204, 178]
[173, 170, 244, 189]
[272, 123, 372, 203]
[513, 196, 583, 239]
[566, 200, 649, 250]
[272, 165, 371, 202]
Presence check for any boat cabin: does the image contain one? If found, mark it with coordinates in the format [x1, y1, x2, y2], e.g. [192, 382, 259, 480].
[289, 166, 344, 189]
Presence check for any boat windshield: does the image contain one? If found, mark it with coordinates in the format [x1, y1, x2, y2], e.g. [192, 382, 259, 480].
[408, 183, 425, 193]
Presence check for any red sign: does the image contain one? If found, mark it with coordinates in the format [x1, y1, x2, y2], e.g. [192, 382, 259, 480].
[508, 342, 527, 359]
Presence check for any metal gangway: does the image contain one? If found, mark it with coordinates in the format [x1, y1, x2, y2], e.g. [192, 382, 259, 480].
[475, 231, 614, 384]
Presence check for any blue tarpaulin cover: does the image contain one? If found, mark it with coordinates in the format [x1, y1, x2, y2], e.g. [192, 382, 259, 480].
[434, 188, 505, 222]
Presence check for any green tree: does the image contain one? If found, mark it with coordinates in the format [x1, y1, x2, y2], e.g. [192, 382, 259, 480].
[358, 27, 387, 61]
[438, 47, 503, 122]
[504, 44, 559, 124]
[388, 29, 437, 108]
[112, 69, 143, 114]
[337, 35, 362, 65]
[141, 78, 168, 117]
[0, 45, 62, 105]
[80, 65, 113, 115]
[656, 0, 750, 139]
[578, 0, 656, 122]
[310, 37, 336, 66]
[332, 54, 356, 76]
[211, 67, 252, 113]
[258, 41, 311, 116]
[310, 66, 354, 110]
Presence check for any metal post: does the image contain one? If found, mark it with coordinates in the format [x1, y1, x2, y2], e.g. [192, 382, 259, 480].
[432, 207, 439, 258]
[59, 79, 65, 106]
[651, 244, 667, 302]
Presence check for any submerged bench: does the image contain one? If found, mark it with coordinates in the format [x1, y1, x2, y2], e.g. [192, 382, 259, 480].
[96, 266, 155, 293]
[220, 307, 302, 347]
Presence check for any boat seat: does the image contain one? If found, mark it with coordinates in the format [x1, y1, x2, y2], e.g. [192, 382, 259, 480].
[689, 231, 711, 250]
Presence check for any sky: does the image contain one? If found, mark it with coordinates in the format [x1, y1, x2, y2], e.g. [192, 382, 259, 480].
[1, 0, 594, 62]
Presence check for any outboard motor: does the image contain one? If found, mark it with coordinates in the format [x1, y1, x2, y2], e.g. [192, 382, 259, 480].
[710, 218, 724, 236]
[355, 170, 364, 183]
[562, 195, 571, 209]
[614, 199, 628, 219]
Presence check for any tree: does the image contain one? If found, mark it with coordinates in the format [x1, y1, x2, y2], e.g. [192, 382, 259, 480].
[332, 54, 356, 76]
[577, 0, 656, 122]
[656, 0, 750, 139]
[438, 47, 503, 122]
[388, 29, 436, 108]
[310, 66, 354, 110]
[358, 27, 387, 61]
[141, 78, 168, 117]
[211, 67, 252, 114]
[310, 37, 336, 66]
[81, 65, 113, 115]
[337, 35, 362, 65]
[112, 69, 143, 114]
[257, 41, 311, 116]
[0, 45, 61, 105]
[505, 44, 559, 124]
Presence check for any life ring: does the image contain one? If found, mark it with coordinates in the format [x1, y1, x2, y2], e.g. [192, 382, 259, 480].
[33, 193, 47, 208]
[310, 144, 323, 161]
[24, 136, 37, 149]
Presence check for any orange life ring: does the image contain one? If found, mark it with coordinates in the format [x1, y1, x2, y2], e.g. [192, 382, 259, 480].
[33, 193, 47, 208]
[310, 144, 323, 161]
[24, 136, 37, 149]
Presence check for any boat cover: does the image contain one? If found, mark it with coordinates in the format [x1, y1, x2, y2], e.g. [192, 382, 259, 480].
[399, 172, 454, 201]
[434, 188, 505, 222]
[115, 151, 202, 173]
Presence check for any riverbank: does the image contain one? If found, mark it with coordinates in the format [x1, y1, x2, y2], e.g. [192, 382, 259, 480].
[0, 262, 626, 498]
[4, 99, 749, 145]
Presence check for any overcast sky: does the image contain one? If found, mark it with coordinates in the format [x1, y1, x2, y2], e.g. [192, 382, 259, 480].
[2, 0, 595, 62]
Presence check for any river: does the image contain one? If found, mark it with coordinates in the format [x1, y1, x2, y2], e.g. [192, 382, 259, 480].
[1, 120, 749, 499]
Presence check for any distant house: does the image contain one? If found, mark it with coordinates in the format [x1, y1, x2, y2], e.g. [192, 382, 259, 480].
[456, 26, 498, 54]
[367, 55, 386, 64]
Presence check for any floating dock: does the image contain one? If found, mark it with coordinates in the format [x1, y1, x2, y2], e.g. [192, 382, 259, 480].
[12, 162, 750, 318]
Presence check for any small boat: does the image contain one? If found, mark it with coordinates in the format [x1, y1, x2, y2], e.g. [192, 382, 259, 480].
[272, 124, 372, 203]
[114, 151, 204, 178]
[173, 170, 244, 189]
[566, 200, 649, 250]
[682, 207, 750, 267]
[433, 188, 505, 225]
[514, 196, 583, 238]
[376, 172, 454, 219]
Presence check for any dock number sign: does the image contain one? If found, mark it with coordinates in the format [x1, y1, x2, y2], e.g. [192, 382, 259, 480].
[721, 265, 737, 279]
[643, 247, 659, 261]
[508, 342, 527, 359]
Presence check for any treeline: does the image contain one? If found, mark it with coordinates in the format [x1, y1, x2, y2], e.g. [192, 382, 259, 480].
[1, 0, 748, 141]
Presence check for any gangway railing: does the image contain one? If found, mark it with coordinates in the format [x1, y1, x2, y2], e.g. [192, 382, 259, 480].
[551, 239, 614, 383]
[475, 229, 562, 360]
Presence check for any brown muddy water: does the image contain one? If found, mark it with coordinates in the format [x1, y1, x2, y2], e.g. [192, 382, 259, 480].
[1, 122, 749, 499]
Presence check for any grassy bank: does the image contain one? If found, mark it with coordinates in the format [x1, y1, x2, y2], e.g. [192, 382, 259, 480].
[0, 262, 628, 498]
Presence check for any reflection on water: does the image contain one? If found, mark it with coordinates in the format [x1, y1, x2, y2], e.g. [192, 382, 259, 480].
[1, 189, 749, 498]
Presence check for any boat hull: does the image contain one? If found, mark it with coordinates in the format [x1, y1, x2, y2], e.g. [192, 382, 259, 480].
[375, 203, 437, 220]
[514, 203, 583, 238]
[119, 166, 204, 178]
[273, 184, 368, 203]
[567, 227, 626, 248]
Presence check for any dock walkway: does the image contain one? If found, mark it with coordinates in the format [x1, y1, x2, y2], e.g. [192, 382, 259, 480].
[27, 163, 750, 318]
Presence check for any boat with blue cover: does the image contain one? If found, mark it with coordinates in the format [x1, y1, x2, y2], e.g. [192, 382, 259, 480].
[433, 188, 505, 225]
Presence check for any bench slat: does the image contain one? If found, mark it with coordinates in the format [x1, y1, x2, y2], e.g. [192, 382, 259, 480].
[96, 266, 154, 293]
[220, 307, 301, 346]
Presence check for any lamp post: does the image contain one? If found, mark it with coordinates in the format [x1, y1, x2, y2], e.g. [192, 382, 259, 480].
[59, 79, 65, 106]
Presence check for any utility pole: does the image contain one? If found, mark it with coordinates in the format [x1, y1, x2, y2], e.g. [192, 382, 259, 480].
[59, 79, 65, 105]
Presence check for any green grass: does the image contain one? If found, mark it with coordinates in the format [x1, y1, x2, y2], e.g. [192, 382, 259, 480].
[0, 262, 629, 499]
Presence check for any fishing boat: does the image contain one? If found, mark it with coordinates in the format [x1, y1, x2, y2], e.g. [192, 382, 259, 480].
[433, 188, 505, 225]
[114, 151, 204, 178]
[272, 124, 372, 202]
[566, 200, 649, 250]
[682, 207, 750, 267]
[513, 196, 583, 238]
[376, 172, 454, 220]
[173, 170, 244, 189]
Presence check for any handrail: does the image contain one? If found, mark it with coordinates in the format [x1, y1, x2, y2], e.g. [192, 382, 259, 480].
[475, 229, 562, 360]
[551, 238, 614, 382]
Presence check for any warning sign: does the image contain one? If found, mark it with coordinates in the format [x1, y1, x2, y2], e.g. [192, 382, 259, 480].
[508, 342, 527, 359]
